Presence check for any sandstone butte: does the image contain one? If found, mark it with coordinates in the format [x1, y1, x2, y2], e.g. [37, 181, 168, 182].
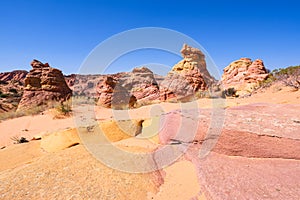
[96, 44, 217, 108]
[0, 47, 300, 199]
[0, 45, 281, 112]
[17, 60, 72, 111]
[221, 58, 269, 96]
[97, 67, 160, 109]
[159, 44, 215, 101]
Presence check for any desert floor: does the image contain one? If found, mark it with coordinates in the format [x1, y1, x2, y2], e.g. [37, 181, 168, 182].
[0, 84, 300, 200]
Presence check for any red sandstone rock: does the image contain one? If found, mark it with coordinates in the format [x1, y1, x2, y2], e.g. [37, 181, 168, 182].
[0, 70, 28, 84]
[17, 60, 72, 111]
[159, 44, 214, 101]
[221, 58, 269, 96]
[97, 67, 160, 109]
[158, 103, 300, 159]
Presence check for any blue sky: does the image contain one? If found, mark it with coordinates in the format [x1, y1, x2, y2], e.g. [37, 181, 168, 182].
[0, 0, 299, 77]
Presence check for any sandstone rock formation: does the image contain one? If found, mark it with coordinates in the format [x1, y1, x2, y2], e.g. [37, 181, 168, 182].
[119, 67, 160, 103]
[17, 60, 72, 111]
[65, 74, 104, 97]
[160, 44, 214, 101]
[97, 75, 134, 109]
[97, 67, 160, 109]
[0, 70, 28, 84]
[221, 58, 269, 96]
[0, 70, 28, 113]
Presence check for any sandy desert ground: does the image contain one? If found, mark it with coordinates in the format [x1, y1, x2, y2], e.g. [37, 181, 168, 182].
[0, 84, 300, 200]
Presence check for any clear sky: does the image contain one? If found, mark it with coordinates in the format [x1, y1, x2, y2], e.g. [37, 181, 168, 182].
[0, 0, 299, 77]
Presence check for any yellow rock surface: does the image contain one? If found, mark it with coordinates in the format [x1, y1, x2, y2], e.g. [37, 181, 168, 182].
[99, 119, 143, 142]
[40, 128, 80, 152]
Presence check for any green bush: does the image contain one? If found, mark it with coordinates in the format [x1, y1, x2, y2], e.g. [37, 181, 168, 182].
[259, 75, 276, 87]
[9, 88, 18, 94]
[0, 93, 9, 98]
[56, 102, 72, 115]
[276, 65, 300, 75]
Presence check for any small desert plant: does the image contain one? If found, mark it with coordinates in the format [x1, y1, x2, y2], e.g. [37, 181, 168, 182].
[51, 100, 73, 119]
[195, 90, 212, 99]
[0, 93, 9, 98]
[10, 136, 29, 144]
[9, 88, 18, 94]
[60, 103, 72, 115]
[223, 88, 238, 97]
[259, 75, 276, 88]
[0, 80, 8, 85]
[55, 101, 72, 115]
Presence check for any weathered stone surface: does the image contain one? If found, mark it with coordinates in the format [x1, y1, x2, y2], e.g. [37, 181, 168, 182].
[65, 74, 104, 97]
[97, 67, 159, 109]
[99, 119, 144, 142]
[0, 70, 28, 113]
[0, 70, 28, 84]
[97, 75, 127, 109]
[158, 103, 300, 159]
[119, 67, 160, 103]
[40, 128, 80, 153]
[221, 58, 269, 96]
[160, 44, 214, 101]
[17, 60, 72, 111]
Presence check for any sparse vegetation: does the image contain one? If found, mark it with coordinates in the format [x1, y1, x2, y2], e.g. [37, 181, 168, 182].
[57, 102, 72, 115]
[223, 88, 238, 97]
[0, 93, 9, 98]
[10, 136, 29, 144]
[0, 80, 8, 85]
[259, 75, 276, 88]
[52, 100, 73, 119]
[9, 88, 18, 94]
[259, 65, 300, 90]
[0, 105, 46, 121]
[195, 90, 211, 99]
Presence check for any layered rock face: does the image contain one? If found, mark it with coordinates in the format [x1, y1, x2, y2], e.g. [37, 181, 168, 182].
[160, 44, 213, 101]
[221, 58, 269, 96]
[17, 60, 72, 111]
[97, 67, 159, 109]
[119, 67, 160, 103]
[97, 75, 119, 108]
[0, 71, 28, 113]
[0, 70, 28, 84]
[96, 44, 216, 107]
[65, 74, 104, 97]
